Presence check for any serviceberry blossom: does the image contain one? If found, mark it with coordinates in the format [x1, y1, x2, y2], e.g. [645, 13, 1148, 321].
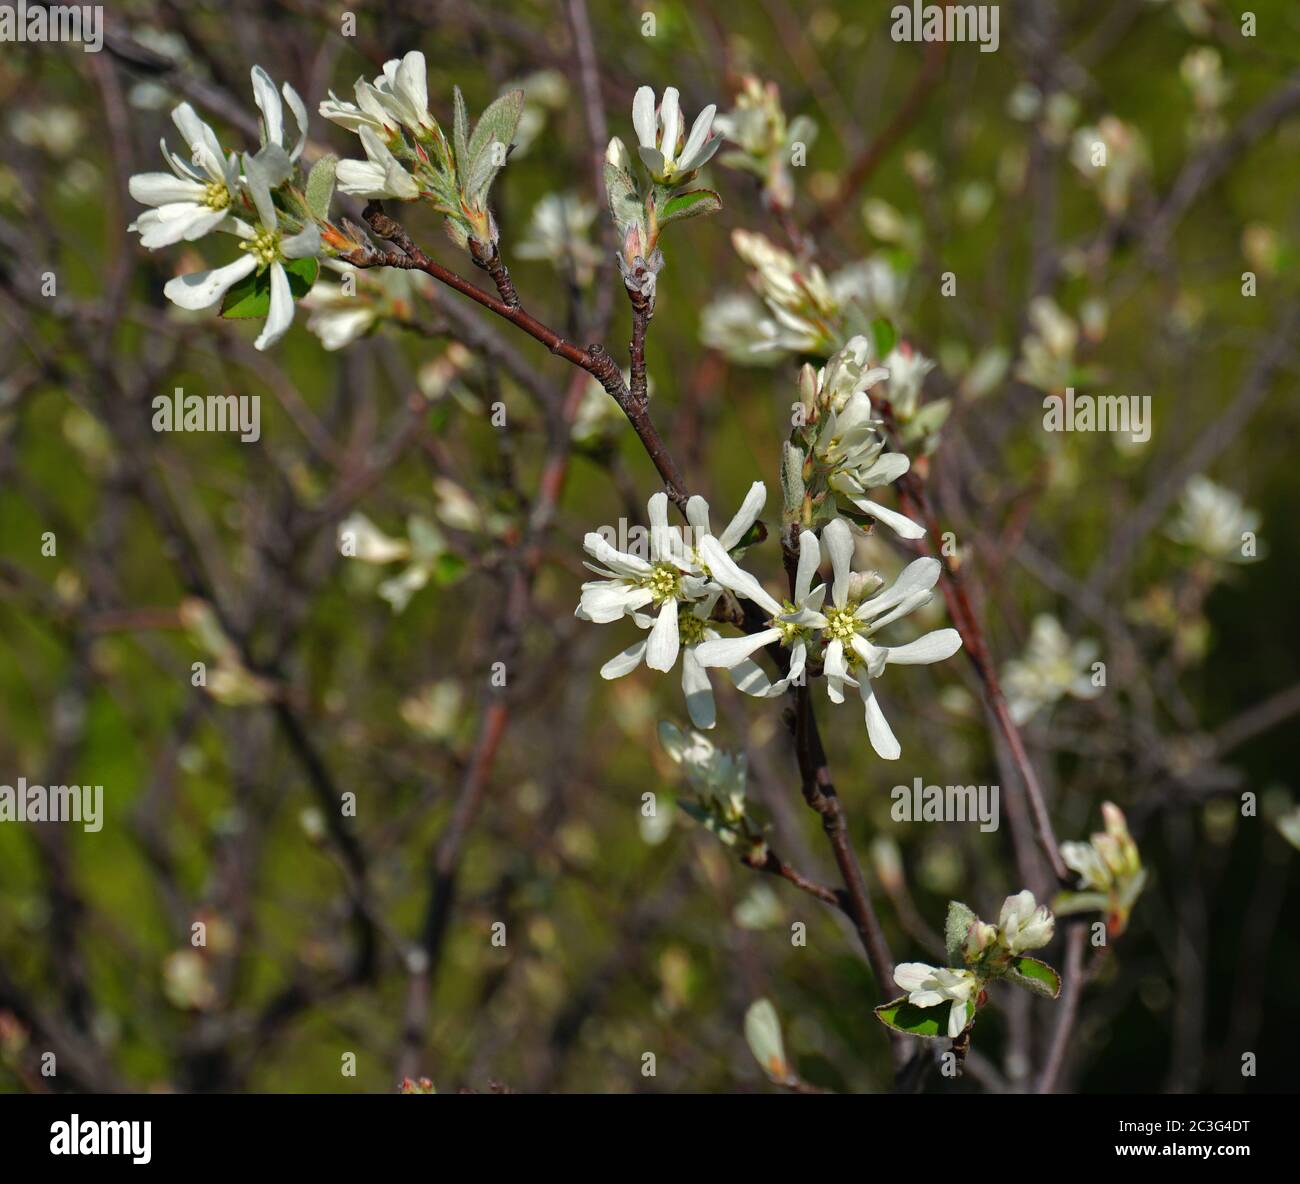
[127, 103, 241, 248]
[631, 86, 720, 185]
[162, 150, 320, 351]
[996, 890, 1055, 954]
[892, 963, 979, 1038]
[1002, 613, 1101, 725]
[576, 492, 771, 729]
[1165, 474, 1262, 564]
[250, 65, 308, 163]
[695, 517, 961, 759]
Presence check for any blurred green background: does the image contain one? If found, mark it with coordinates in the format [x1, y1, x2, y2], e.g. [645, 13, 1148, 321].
[1, 0, 1298, 1093]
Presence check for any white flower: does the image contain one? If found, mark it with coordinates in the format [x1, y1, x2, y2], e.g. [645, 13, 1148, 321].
[370, 51, 435, 137]
[658, 721, 747, 821]
[1002, 614, 1101, 725]
[319, 79, 402, 138]
[803, 341, 923, 540]
[695, 517, 961, 758]
[1015, 297, 1077, 393]
[1060, 802, 1141, 893]
[162, 152, 320, 352]
[128, 103, 242, 248]
[791, 518, 960, 758]
[631, 85, 720, 184]
[577, 492, 770, 728]
[996, 890, 1055, 954]
[250, 66, 308, 163]
[335, 125, 420, 200]
[693, 527, 825, 695]
[1166, 475, 1262, 564]
[882, 344, 936, 421]
[893, 963, 979, 1038]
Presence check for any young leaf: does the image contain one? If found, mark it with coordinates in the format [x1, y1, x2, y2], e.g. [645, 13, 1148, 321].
[220, 257, 319, 319]
[467, 89, 524, 167]
[743, 999, 789, 1082]
[875, 996, 971, 1039]
[871, 317, 897, 358]
[944, 900, 977, 965]
[452, 86, 471, 177]
[1005, 956, 1061, 999]
[659, 188, 722, 226]
[305, 154, 337, 220]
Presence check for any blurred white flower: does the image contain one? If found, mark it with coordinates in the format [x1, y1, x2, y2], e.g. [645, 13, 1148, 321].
[1166, 475, 1263, 564]
[1002, 614, 1101, 725]
[515, 192, 602, 286]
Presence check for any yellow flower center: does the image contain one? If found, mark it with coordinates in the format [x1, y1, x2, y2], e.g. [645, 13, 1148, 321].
[643, 562, 680, 606]
[201, 180, 230, 211]
[679, 613, 708, 646]
[241, 225, 281, 268]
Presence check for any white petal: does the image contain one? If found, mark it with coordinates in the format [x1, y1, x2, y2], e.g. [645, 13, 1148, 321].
[859, 557, 942, 620]
[729, 657, 772, 697]
[861, 682, 901, 760]
[632, 86, 657, 149]
[645, 599, 680, 672]
[659, 87, 681, 165]
[699, 536, 783, 616]
[254, 262, 295, 350]
[824, 517, 854, 608]
[853, 497, 926, 540]
[948, 1001, 969, 1039]
[795, 530, 820, 602]
[679, 104, 716, 172]
[894, 962, 937, 992]
[281, 82, 309, 160]
[129, 173, 206, 207]
[681, 648, 716, 729]
[281, 224, 321, 260]
[583, 533, 652, 576]
[824, 640, 846, 703]
[600, 638, 648, 679]
[163, 254, 257, 310]
[880, 628, 962, 665]
[685, 495, 712, 546]
[692, 629, 780, 669]
[647, 491, 673, 562]
[251, 66, 284, 147]
[717, 481, 766, 550]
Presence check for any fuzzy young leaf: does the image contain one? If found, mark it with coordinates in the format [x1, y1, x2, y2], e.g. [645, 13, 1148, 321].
[944, 900, 977, 965]
[659, 188, 722, 227]
[305, 154, 337, 220]
[452, 86, 471, 177]
[1005, 956, 1061, 999]
[604, 163, 642, 232]
[874, 995, 974, 1039]
[467, 89, 524, 167]
[220, 257, 319, 319]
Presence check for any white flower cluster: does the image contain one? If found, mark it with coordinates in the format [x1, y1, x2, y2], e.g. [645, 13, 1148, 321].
[321, 50, 524, 251]
[127, 67, 320, 351]
[1166, 475, 1262, 565]
[893, 891, 1055, 1038]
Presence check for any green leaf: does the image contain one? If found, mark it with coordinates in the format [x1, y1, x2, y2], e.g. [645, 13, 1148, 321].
[220, 257, 319, 319]
[305, 154, 337, 220]
[467, 88, 524, 166]
[659, 188, 722, 226]
[432, 553, 467, 586]
[944, 900, 977, 966]
[1006, 956, 1061, 999]
[871, 317, 897, 358]
[874, 995, 971, 1039]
